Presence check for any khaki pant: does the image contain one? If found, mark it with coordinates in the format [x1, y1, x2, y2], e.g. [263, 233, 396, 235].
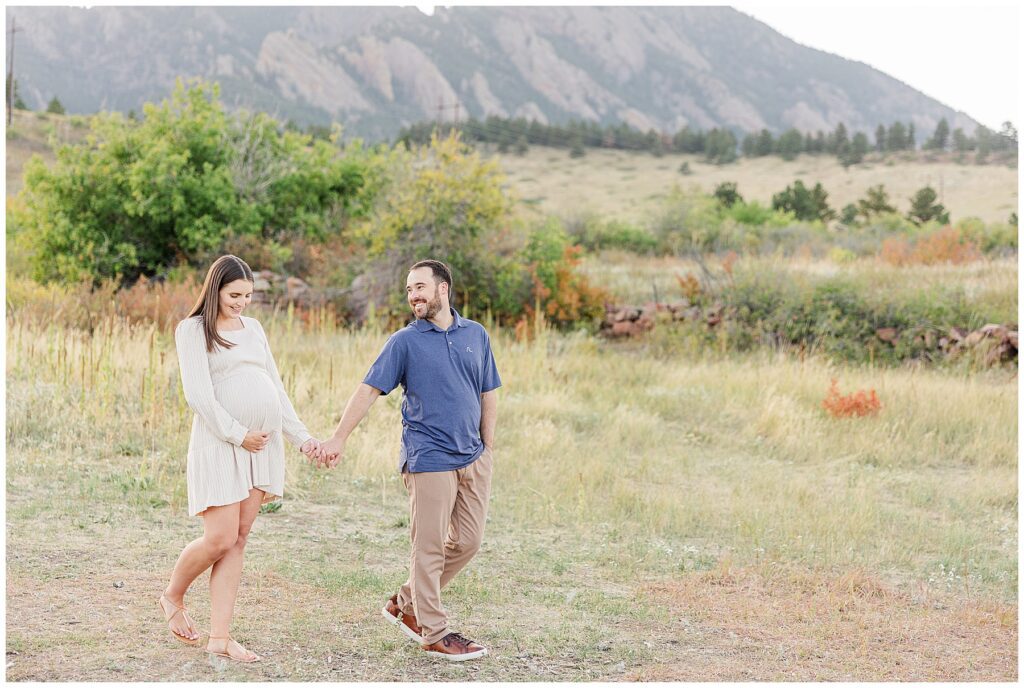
[396, 446, 493, 645]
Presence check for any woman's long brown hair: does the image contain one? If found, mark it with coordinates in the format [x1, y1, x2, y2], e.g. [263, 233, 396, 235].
[187, 255, 254, 352]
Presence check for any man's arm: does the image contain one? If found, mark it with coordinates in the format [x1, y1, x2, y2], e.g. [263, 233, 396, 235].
[318, 383, 383, 467]
[480, 389, 497, 449]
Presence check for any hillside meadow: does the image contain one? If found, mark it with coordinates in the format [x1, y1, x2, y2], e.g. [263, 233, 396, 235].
[5, 109, 1018, 225]
[495, 144, 1018, 225]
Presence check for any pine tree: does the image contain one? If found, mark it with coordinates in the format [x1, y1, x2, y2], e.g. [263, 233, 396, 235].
[907, 186, 949, 224]
[857, 184, 896, 220]
[776, 129, 804, 161]
[846, 132, 869, 166]
[875, 124, 886, 152]
[926, 118, 950, 151]
[888, 122, 906, 151]
[46, 96, 66, 115]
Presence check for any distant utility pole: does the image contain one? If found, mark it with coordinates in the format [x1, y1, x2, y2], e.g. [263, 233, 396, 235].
[6, 16, 18, 125]
[435, 98, 463, 133]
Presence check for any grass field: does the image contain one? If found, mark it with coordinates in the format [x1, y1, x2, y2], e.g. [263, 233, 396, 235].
[494, 145, 1018, 225]
[5, 293, 1017, 680]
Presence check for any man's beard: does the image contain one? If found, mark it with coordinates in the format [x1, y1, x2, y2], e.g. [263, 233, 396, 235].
[411, 292, 444, 320]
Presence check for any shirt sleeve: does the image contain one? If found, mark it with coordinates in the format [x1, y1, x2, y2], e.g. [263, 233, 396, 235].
[480, 331, 502, 393]
[253, 319, 313, 448]
[363, 332, 406, 395]
[174, 318, 248, 446]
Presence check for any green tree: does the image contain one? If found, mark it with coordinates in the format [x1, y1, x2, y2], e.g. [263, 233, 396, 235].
[7, 77, 28, 110]
[952, 127, 971, 157]
[874, 124, 886, 152]
[18, 79, 369, 283]
[828, 123, 849, 154]
[925, 118, 950, 150]
[741, 133, 757, 157]
[775, 128, 804, 160]
[46, 96, 65, 115]
[887, 122, 907, 151]
[355, 131, 517, 318]
[843, 132, 869, 166]
[704, 128, 738, 164]
[771, 180, 836, 222]
[713, 181, 743, 208]
[907, 186, 949, 225]
[856, 184, 896, 220]
[907, 122, 916, 150]
[754, 129, 774, 156]
[839, 203, 859, 226]
[975, 125, 992, 162]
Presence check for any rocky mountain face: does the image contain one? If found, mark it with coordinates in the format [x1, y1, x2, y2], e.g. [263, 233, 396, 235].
[8, 5, 977, 140]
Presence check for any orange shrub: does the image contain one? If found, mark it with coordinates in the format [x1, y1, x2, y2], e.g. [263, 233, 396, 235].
[822, 378, 882, 418]
[116, 275, 200, 332]
[879, 227, 981, 266]
[676, 272, 701, 301]
[910, 226, 981, 264]
[879, 237, 913, 266]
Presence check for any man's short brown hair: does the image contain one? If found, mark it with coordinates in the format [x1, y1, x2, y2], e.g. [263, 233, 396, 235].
[410, 259, 453, 294]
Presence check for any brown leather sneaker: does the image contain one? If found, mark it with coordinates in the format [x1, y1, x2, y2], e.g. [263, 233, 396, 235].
[421, 632, 488, 661]
[380, 594, 423, 642]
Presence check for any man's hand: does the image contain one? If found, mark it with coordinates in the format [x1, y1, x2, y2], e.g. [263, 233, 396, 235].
[317, 436, 345, 468]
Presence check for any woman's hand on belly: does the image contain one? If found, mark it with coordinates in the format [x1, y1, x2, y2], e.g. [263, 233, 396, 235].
[241, 430, 271, 453]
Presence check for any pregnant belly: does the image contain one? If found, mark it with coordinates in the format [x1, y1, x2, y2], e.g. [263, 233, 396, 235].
[214, 372, 283, 431]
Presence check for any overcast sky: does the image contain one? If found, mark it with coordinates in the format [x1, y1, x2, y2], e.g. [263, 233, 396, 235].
[735, 2, 1019, 130]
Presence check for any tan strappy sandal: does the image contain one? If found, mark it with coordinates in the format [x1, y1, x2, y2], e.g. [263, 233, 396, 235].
[206, 635, 261, 663]
[158, 594, 201, 646]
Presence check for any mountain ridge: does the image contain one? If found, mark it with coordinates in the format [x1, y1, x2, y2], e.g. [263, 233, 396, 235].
[7, 5, 979, 140]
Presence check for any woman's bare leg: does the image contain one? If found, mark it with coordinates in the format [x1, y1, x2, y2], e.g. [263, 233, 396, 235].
[207, 488, 265, 660]
[162, 501, 244, 640]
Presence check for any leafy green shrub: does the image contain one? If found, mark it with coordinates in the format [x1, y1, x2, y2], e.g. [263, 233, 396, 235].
[18, 79, 371, 284]
[566, 216, 658, 254]
[707, 266, 1001, 365]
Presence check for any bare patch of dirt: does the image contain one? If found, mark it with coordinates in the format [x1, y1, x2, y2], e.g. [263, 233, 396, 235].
[633, 563, 1017, 681]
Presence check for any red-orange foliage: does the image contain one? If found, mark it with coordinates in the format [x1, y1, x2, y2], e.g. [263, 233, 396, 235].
[721, 251, 739, 277]
[822, 378, 882, 418]
[879, 227, 981, 266]
[116, 275, 200, 332]
[527, 245, 607, 326]
[676, 272, 701, 301]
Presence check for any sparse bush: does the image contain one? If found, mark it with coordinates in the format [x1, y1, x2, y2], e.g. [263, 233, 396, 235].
[823, 379, 882, 418]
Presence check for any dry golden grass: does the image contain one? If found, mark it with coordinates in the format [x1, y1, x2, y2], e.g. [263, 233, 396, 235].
[5, 267, 1017, 680]
[496, 146, 1018, 224]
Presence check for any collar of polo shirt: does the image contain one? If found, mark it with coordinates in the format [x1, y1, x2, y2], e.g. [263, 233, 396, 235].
[412, 307, 468, 333]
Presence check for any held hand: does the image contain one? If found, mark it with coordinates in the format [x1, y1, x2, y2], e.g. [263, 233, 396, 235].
[300, 438, 321, 461]
[317, 436, 345, 468]
[241, 430, 271, 453]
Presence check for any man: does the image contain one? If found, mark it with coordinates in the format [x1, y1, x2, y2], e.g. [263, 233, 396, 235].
[317, 259, 500, 661]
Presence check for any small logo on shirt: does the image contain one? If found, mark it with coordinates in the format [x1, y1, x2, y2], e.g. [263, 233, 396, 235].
[465, 345, 473, 353]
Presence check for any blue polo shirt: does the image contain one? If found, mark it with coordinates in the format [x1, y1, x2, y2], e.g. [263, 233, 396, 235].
[363, 308, 502, 473]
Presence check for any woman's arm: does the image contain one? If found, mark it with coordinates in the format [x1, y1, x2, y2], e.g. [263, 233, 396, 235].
[254, 319, 313, 448]
[174, 318, 249, 446]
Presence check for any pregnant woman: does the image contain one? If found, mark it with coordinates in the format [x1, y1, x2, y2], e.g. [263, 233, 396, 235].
[158, 255, 320, 663]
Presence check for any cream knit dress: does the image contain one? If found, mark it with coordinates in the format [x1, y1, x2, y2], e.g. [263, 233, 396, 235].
[175, 315, 312, 517]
